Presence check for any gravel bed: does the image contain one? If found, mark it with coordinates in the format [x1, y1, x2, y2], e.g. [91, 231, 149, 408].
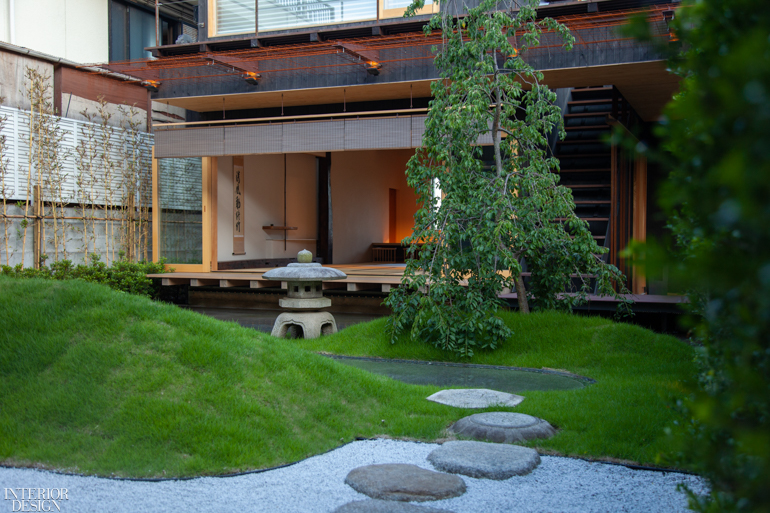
[0, 439, 708, 513]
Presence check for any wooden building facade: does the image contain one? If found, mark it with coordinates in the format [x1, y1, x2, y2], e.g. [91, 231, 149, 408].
[100, 0, 682, 295]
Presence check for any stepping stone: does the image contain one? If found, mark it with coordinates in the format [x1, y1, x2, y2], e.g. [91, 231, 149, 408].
[333, 499, 456, 513]
[449, 412, 556, 443]
[344, 464, 466, 502]
[426, 389, 524, 409]
[427, 441, 541, 480]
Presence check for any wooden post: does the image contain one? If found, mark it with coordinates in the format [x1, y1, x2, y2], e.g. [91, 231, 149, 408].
[33, 185, 41, 269]
[632, 156, 648, 294]
[317, 153, 333, 264]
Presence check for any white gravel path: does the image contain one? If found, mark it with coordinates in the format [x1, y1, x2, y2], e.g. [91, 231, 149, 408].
[0, 439, 708, 513]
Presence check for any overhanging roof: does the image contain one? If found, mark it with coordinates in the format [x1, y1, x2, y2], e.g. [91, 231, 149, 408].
[153, 60, 679, 122]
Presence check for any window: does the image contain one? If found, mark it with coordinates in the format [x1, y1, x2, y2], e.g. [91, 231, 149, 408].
[110, 0, 178, 61]
[214, 0, 256, 35]
[157, 158, 204, 265]
[259, 0, 375, 33]
[379, 0, 436, 21]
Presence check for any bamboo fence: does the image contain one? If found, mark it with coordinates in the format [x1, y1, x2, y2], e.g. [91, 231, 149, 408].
[0, 67, 158, 268]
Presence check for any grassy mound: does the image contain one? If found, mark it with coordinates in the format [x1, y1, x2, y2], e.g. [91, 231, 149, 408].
[0, 277, 698, 477]
[0, 278, 459, 477]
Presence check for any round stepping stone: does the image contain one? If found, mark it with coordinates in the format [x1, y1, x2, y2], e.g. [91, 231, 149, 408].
[427, 441, 541, 480]
[344, 464, 466, 502]
[426, 389, 524, 409]
[449, 412, 556, 443]
[333, 499, 456, 513]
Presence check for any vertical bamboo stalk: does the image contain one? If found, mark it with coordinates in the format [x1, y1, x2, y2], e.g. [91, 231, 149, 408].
[21, 70, 36, 268]
[33, 184, 41, 268]
[0, 107, 9, 265]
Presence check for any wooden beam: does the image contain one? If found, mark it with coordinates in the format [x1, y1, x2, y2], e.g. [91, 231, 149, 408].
[220, 279, 250, 287]
[322, 282, 347, 290]
[162, 277, 190, 286]
[347, 283, 381, 292]
[250, 280, 281, 288]
[190, 278, 219, 287]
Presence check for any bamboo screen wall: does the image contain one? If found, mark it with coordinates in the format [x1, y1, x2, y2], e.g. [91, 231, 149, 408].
[0, 105, 200, 268]
[153, 115, 486, 158]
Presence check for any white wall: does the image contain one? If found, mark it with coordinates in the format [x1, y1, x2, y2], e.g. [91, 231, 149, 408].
[217, 154, 318, 262]
[2, 0, 109, 64]
[331, 149, 418, 264]
[0, 0, 9, 44]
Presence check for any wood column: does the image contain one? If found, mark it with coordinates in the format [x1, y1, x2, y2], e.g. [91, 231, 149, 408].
[632, 156, 648, 294]
[317, 152, 333, 264]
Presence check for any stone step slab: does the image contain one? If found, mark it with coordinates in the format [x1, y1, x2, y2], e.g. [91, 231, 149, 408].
[449, 412, 556, 443]
[427, 441, 541, 480]
[333, 499, 456, 513]
[426, 389, 524, 409]
[344, 464, 466, 502]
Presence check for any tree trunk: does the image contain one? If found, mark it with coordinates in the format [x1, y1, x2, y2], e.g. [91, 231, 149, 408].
[515, 272, 530, 314]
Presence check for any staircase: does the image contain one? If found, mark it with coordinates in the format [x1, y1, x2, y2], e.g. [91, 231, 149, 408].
[555, 86, 615, 262]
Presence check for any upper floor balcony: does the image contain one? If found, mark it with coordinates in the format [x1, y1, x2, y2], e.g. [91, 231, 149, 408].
[212, 0, 438, 37]
[149, 0, 649, 56]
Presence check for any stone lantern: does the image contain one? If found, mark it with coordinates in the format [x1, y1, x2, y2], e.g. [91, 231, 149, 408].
[263, 250, 347, 339]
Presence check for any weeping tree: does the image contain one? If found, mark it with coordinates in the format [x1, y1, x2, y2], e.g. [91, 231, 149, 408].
[386, 0, 627, 356]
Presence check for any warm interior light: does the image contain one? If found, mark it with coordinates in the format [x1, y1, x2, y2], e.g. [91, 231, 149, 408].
[243, 71, 261, 86]
[365, 61, 382, 76]
[142, 80, 161, 92]
[510, 48, 519, 58]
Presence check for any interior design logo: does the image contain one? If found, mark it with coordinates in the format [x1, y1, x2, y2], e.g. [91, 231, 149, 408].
[4, 489, 69, 512]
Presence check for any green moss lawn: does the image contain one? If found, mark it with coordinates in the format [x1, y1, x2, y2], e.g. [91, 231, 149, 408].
[0, 277, 697, 477]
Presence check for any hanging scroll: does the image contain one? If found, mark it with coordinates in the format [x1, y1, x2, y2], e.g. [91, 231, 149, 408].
[233, 156, 245, 255]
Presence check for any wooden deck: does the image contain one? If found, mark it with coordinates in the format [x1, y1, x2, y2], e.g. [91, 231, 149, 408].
[149, 262, 688, 313]
[148, 263, 406, 293]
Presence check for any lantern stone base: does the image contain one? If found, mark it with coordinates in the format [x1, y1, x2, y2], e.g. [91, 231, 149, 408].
[271, 311, 338, 339]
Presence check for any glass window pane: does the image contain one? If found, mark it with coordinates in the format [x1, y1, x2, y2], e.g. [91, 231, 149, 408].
[158, 158, 203, 265]
[109, 0, 128, 62]
[259, 0, 375, 33]
[383, 0, 430, 9]
[217, 0, 256, 35]
[129, 6, 157, 60]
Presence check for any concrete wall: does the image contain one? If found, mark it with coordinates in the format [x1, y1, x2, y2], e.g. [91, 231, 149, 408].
[217, 153, 318, 262]
[64, 94, 149, 132]
[1, 0, 109, 64]
[331, 149, 418, 264]
[0, 51, 52, 110]
[0, 204, 151, 267]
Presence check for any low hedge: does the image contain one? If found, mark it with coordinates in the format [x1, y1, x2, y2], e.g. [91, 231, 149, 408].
[1, 254, 170, 298]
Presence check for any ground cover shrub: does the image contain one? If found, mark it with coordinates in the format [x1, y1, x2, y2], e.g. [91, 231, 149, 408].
[626, 1, 770, 510]
[0, 254, 168, 298]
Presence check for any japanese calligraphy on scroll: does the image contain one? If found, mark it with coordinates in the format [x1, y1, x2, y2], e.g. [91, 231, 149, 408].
[233, 156, 245, 255]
